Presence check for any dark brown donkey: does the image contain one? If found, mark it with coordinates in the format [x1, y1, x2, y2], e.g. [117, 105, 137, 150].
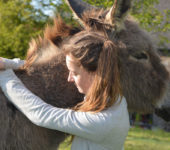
[0, 18, 83, 150]
[0, 0, 169, 149]
[66, 0, 169, 114]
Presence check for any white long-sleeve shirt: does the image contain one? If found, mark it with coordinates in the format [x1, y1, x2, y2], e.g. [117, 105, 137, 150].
[2, 58, 25, 69]
[0, 69, 130, 150]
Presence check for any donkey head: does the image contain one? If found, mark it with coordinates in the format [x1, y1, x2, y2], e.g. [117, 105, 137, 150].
[66, 0, 169, 113]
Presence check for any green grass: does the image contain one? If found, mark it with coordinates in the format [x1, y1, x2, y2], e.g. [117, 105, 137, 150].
[58, 127, 170, 150]
[125, 127, 170, 150]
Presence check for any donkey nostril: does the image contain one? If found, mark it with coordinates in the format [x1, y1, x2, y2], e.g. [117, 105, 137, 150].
[99, 15, 103, 19]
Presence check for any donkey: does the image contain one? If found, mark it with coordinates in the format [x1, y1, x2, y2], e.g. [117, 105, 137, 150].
[65, 0, 169, 114]
[0, 17, 83, 150]
[0, 0, 169, 149]
[68, 0, 170, 124]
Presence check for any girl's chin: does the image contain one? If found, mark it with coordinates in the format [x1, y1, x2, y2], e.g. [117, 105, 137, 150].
[77, 88, 85, 94]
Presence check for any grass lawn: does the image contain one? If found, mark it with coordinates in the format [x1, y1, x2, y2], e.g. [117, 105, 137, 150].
[125, 127, 170, 150]
[58, 127, 170, 150]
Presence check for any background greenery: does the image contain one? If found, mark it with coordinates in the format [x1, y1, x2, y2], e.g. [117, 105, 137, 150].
[58, 127, 170, 150]
[0, 0, 169, 58]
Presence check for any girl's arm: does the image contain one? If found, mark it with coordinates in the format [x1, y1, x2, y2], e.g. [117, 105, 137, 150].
[0, 69, 126, 142]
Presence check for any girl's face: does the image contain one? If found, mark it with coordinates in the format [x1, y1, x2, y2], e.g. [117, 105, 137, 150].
[66, 55, 95, 95]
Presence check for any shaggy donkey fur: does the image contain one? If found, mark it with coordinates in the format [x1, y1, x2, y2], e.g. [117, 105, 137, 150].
[0, 18, 83, 150]
[0, 0, 169, 149]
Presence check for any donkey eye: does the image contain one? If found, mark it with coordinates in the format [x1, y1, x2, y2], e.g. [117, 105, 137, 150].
[133, 51, 148, 60]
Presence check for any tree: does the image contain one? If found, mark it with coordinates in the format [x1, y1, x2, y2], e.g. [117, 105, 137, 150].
[131, 0, 170, 49]
[0, 0, 48, 58]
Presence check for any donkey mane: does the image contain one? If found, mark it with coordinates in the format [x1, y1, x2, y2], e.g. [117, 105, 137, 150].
[82, 9, 114, 34]
[23, 16, 81, 69]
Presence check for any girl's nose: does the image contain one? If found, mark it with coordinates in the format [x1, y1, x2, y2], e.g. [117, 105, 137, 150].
[67, 72, 74, 82]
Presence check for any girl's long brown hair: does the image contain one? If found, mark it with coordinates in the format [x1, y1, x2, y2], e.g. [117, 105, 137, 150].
[64, 31, 122, 113]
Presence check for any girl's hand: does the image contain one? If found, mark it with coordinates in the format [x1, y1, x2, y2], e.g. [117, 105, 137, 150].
[0, 57, 25, 70]
[0, 57, 5, 70]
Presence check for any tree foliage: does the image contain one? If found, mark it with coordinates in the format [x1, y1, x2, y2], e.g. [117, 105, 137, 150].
[131, 0, 170, 48]
[0, 0, 48, 58]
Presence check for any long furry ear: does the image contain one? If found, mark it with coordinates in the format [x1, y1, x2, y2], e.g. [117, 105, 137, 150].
[105, 0, 131, 31]
[65, 0, 95, 25]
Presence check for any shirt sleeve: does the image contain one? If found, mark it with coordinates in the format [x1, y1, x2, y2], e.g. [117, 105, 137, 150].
[0, 69, 111, 142]
[3, 58, 25, 69]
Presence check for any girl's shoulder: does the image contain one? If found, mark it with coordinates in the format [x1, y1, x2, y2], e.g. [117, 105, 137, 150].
[100, 96, 129, 120]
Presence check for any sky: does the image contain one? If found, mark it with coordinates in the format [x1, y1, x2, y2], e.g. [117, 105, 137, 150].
[31, 0, 59, 16]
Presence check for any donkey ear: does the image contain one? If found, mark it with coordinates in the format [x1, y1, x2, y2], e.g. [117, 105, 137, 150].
[65, 0, 95, 24]
[105, 0, 131, 31]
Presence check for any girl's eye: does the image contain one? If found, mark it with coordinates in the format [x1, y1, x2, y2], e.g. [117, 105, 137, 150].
[70, 71, 77, 76]
[72, 72, 78, 76]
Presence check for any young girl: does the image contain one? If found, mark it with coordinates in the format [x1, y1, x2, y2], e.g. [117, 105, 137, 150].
[0, 31, 130, 150]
